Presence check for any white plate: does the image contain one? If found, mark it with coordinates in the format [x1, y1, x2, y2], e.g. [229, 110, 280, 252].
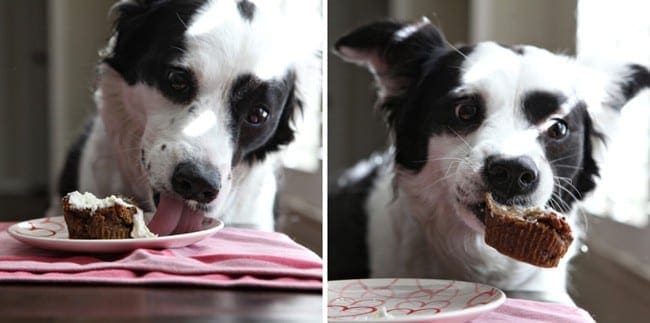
[8, 216, 223, 253]
[328, 278, 505, 322]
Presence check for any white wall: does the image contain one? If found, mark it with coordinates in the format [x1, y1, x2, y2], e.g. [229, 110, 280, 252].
[328, 0, 390, 176]
[0, 0, 48, 193]
[48, 0, 115, 191]
[470, 0, 576, 54]
[389, 0, 468, 45]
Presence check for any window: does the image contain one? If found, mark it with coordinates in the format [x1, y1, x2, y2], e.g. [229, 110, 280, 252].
[577, 0, 650, 227]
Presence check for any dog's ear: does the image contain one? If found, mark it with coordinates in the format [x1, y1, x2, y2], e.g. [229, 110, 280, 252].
[576, 63, 649, 196]
[581, 62, 649, 133]
[103, 0, 203, 84]
[334, 17, 448, 98]
[103, 0, 163, 83]
[595, 63, 649, 112]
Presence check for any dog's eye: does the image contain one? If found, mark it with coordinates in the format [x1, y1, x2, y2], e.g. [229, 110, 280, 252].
[167, 69, 190, 92]
[455, 103, 478, 121]
[547, 119, 568, 139]
[245, 105, 270, 125]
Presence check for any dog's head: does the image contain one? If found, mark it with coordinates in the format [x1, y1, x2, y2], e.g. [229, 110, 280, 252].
[336, 18, 649, 231]
[98, 0, 320, 234]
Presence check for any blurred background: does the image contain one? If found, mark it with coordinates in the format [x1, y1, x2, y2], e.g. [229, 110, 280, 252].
[0, 0, 322, 255]
[329, 0, 649, 321]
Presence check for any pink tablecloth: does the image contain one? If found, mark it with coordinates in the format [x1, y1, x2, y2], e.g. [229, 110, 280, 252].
[0, 222, 322, 290]
[476, 298, 594, 322]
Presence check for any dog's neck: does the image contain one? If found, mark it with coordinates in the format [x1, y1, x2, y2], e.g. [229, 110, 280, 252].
[90, 66, 149, 206]
[91, 66, 278, 230]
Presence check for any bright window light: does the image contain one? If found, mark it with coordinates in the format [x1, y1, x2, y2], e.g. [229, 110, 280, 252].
[578, 0, 650, 227]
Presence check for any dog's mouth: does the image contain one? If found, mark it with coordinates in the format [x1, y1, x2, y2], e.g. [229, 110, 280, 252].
[469, 201, 487, 224]
[455, 186, 488, 225]
[465, 193, 545, 226]
[146, 191, 209, 236]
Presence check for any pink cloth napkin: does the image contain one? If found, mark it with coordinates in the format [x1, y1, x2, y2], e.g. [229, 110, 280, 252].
[474, 298, 594, 322]
[0, 222, 322, 290]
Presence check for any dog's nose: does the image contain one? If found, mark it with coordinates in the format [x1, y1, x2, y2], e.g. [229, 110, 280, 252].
[171, 162, 221, 203]
[484, 155, 539, 200]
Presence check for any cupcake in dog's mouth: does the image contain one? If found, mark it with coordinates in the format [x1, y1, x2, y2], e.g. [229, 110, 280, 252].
[482, 193, 574, 268]
[146, 191, 209, 236]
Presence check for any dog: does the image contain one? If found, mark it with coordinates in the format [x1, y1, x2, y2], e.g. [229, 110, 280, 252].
[329, 18, 649, 304]
[49, 0, 320, 234]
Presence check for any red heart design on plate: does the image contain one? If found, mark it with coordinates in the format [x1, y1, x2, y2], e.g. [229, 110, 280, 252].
[423, 300, 451, 309]
[350, 298, 385, 308]
[387, 308, 414, 315]
[386, 307, 441, 316]
[395, 300, 449, 311]
[395, 300, 425, 309]
[409, 307, 442, 315]
[328, 305, 377, 318]
[465, 289, 499, 308]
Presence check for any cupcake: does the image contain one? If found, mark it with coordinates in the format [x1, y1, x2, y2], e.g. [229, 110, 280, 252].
[483, 193, 573, 267]
[62, 191, 156, 239]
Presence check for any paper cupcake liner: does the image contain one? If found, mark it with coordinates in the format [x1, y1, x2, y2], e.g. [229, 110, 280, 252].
[86, 225, 131, 239]
[485, 212, 569, 268]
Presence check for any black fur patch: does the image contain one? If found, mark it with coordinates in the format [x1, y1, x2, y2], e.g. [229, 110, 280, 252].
[615, 64, 650, 110]
[522, 90, 565, 125]
[328, 152, 387, 279]
[336, 21, 475, 172]
[229, 72, 300, 165]
[104, 0, 206, 100]
[541, 104, 603, 212]
[58, 118, 95, 197]
[384, 46, 476, 172]
[237, 0, 255, 22]
[335, 20, 449, 96]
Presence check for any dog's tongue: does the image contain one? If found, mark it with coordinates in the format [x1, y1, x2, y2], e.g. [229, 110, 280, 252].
[173, 206, 204, 234]
[147, 194, 204, 236]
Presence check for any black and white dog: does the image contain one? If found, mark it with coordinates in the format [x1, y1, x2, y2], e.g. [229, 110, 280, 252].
[50, 0, 320, 234]
[329, 18, 649, 303]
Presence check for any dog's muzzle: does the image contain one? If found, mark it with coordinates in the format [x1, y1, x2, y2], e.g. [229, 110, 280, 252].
[171, 161, 221, 203]
[147, 162, 220, 235]
[484, 155, 539, 204]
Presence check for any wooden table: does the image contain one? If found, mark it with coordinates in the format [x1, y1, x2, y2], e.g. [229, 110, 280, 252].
[0, 284, 322, 322]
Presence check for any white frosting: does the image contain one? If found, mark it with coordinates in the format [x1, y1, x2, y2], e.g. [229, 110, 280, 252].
[131, 209, 157, 239]
[487, 193, 547, 220]
[66, 191, 157, 239]
[374, 307, 393, 318]
[67, 191, 134, 212]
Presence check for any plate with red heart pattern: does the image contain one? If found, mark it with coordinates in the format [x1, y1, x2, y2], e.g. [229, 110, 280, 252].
[328, 278, 505, 322]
